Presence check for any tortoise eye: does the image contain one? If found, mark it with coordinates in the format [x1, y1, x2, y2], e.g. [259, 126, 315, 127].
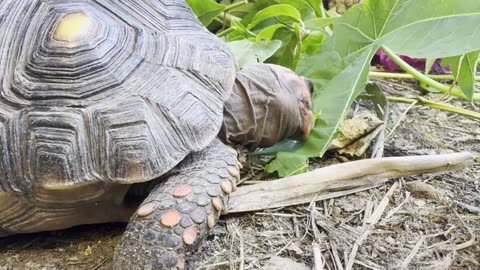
[302, 77, 314, 93]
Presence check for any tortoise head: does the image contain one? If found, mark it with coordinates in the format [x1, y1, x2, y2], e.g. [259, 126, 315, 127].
[219, 63, 315, 149]
[267, 64, 315, 140]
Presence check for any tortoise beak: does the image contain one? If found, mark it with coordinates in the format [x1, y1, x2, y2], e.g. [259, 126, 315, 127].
[300, 103, 315, 139]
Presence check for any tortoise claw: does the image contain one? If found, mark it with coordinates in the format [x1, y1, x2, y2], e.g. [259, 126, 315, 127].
[136, 202, 157, 217]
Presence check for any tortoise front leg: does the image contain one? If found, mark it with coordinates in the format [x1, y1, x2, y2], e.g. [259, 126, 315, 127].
[113, 139, 239, 270]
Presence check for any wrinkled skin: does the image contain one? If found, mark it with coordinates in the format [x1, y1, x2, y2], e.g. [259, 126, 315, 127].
[219, 64, 315, 150]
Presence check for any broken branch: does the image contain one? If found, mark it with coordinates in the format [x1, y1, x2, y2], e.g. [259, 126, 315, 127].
[228, 152, 475, 213]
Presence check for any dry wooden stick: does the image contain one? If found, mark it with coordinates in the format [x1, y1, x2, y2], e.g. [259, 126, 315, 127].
[309, 203, 325, 270]
[330, 239, 344, 270]
[312, 243, 324, 270]
[228, 152, 474, 213]
[367, 181, 400, 225]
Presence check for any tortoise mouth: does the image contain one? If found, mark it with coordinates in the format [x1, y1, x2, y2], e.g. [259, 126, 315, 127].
[298, 102, 315, 139]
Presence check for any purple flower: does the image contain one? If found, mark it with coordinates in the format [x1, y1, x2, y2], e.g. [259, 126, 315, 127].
[376, 50, 450, 73]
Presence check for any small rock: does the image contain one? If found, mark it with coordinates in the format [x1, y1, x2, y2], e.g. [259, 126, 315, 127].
[81, 245, 93, 256]
[413, 199, 426, 207]
[286, 242, 304, 255]
[263, 256, 309, 270]
[385, 236, 396, 246]
[68, 256, 79, 262]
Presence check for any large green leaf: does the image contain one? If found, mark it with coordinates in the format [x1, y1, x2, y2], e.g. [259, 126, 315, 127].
[442, 51, 480, 102]
[186, 0, 225, 26]
[335, 0, 480, 58]
[228, 39, 282, 68]
[267, 0, 480, 176]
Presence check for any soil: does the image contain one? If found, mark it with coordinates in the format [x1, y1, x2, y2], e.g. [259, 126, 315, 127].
[1, 76, 479, 270]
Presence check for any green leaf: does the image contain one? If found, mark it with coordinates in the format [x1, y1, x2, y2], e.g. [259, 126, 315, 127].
[226, 21, 257, 42]
[254, 139, 303, 156]
[186, 0, 225, 26]
[296, 46, 376, 157]
[268, 0, 480, 176]
[305, 0, 325, 17]
[278, 0, 316, 20]
[248, 4, 302, 29]
[442, 51, 480, 101]
[335, 0, 480, 58]
[267, 44, 376, 175]
[265, 152, 308, 177]
[268, 23, 303, 70]
[424, 59, 436, 75]
[304, 18, 335, 31]
[256, 24, 287, 41]
[228, 39, 282, 68]
[302, 30, 326, 55]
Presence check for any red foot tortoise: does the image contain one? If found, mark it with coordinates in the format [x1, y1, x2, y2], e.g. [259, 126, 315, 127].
[0, 1, 314, 269]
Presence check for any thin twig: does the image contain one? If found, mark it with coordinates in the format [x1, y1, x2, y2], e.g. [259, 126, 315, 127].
[312, 243, 324, 270]
[385, 191, 410, 219]
[401, 225, 456, 269]
[454, 201, 480, 215]
[330, 239, 344, 270]
[92, 258, 110, 270]
[346, 182, 400, 270]
[386, 100, 417, 140]
[367, 181, 400, 225]
[196, 259, 242, 269]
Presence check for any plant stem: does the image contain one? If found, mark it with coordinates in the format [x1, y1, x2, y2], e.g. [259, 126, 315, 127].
[224, 0, 249, 12]
[387, 96, 480, 119]
[370, 71, 480, 81]
[380, 45, 480, 101]
[215, 3, 246, 38]
[221, 11, 242, 25]
[217, 26, 236, 37]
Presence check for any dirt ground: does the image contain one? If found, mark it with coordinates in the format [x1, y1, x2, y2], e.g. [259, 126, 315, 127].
[1, 76, 479, 270]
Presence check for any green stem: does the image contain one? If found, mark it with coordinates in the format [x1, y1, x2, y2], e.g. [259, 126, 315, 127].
[387, 96, 480, 119]
[380, 45, 480, 101]
[370, 71, 480, 81]
[220, 11, 242, 25]
[215, 3, 245, 38]
[216, 26, 236, 37]
[224, 0, 249, 12]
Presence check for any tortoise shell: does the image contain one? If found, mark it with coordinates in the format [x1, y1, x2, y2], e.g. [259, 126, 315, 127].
[0, 0, 236, 196]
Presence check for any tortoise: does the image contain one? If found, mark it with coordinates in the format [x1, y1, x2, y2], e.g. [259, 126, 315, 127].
[0, 0, 314, 269]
